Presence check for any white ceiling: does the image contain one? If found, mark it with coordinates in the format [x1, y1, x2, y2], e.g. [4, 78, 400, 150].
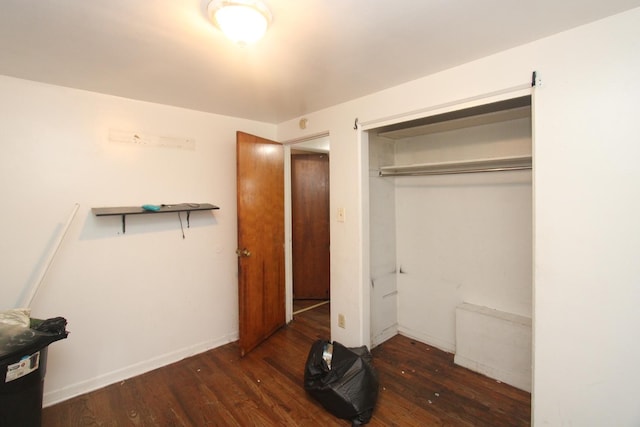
[1, 0, 639, 123]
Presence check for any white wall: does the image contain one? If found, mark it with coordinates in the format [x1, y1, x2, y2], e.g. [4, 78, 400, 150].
[277, 7, 640, 426]
[531, 10, 640, 426]
[395, 170, 532, 351]
[0, 75, 276, 405]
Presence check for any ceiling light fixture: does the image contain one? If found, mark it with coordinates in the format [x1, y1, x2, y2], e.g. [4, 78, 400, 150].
[207, 0, 272, 45]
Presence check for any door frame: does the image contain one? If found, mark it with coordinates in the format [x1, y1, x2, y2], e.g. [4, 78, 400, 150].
[283, 133, 331, 322]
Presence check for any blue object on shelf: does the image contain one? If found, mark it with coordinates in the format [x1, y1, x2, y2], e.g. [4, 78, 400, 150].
[141, 204, 161, 211]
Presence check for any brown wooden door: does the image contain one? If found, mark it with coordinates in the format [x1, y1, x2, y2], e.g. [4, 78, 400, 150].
[292, 153, 330, 299]
[237, 131, 285, 356]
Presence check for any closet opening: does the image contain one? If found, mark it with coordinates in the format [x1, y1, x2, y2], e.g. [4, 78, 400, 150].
[367, 94, 533, 392]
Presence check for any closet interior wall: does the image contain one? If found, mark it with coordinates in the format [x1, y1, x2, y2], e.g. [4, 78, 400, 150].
[369, 100, 533, 353]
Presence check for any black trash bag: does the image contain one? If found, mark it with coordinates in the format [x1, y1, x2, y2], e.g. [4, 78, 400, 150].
[304, 340, 379, 425]
[31, 317, 68, 336]
[0, 317, 69, 365]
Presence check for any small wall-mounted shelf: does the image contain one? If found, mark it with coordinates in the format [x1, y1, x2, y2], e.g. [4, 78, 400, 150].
[378, 155, 532, 177]
[92, 203, 219, 233]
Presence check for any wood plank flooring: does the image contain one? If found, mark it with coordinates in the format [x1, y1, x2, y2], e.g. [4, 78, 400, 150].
[42, 304, 530, 426]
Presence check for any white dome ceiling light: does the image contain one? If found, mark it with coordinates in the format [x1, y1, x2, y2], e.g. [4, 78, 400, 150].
[207, 0, 272, 44]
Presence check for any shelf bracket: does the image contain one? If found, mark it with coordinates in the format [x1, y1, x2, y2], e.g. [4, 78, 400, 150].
[122, 215, 126, 234]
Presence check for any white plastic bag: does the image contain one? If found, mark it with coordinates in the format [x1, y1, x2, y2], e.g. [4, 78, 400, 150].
[0, 308, 31, 327]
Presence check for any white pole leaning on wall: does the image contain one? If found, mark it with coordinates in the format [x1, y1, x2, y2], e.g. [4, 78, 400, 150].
[19, 203, 80, 309]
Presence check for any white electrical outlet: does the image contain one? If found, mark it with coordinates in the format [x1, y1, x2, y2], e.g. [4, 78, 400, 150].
[338, 314, 346, 328]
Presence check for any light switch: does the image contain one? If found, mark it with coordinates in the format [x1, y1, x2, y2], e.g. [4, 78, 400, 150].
[337, 207, 345, 222]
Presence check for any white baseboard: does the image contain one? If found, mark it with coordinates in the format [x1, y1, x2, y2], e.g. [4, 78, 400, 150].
[397, 326, 455, 353]
[371, 324, 398, 348]
[43, 331, 238, 407]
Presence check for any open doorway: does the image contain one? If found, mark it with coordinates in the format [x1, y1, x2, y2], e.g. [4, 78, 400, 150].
[288, 136, 330, 319]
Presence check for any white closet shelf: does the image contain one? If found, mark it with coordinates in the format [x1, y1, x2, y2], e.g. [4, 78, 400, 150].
[378, 155, 532, 176]
[378, 106, 531, 139]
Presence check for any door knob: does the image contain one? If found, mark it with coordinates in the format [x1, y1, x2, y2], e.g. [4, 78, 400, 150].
[236, 248, 251, 257]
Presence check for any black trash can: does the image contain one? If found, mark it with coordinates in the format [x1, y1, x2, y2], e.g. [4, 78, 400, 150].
[0, 317, 68, 427]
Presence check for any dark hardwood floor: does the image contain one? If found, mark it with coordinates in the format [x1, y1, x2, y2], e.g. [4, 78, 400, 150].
[43, 304, 530, 426]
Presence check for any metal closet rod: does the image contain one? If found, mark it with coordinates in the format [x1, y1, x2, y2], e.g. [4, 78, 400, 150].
[379, 165, 532, 177]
